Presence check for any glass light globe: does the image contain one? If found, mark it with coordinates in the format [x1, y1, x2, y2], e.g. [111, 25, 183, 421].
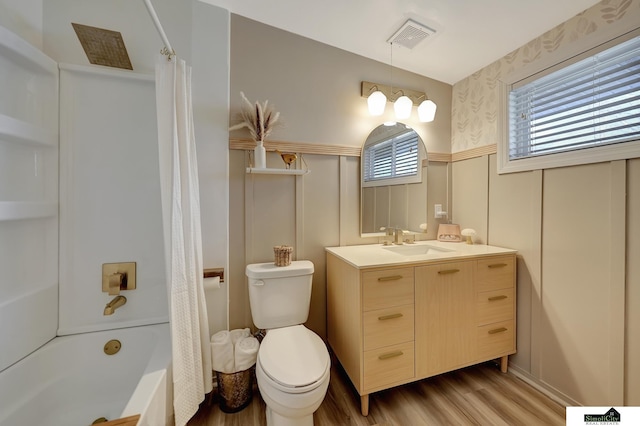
[367, 91, 387, 116]
[394, 95, 412, 120]
[418, 100, 437, 122]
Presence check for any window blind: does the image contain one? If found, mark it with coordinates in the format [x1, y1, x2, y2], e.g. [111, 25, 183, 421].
[509, 35, 640, 160]
[363, 131, 418, 183]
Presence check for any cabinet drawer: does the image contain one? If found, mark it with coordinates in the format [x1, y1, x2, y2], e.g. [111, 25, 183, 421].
[476, 288, 514, 326]
[476, 256, 515, 292]
[363, 305, 414, 351]
[362, 267, 414, 311]
[363, 341, 414, 391]
[477, 320, 515, 360]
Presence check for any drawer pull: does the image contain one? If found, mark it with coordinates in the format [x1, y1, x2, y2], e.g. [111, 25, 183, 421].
[378, 351, 403, 360]
[488, 263, 508, 269]
[438, 269, 460, 275]
[488, 327, 508, 335]
[488, 295, 508, 301]
[378, 313, 403, 321]
[378, 275, 403, 282]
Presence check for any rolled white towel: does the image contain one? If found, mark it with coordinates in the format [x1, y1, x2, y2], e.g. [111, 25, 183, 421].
[229, 327, 251, 345]
[210, 330, 235, 373]
[234, 336, 259, 372]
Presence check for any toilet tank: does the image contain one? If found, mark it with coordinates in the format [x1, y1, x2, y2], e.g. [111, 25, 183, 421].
[246, 260, 314, 329]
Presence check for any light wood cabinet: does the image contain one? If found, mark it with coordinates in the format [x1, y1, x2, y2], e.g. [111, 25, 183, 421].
[415, 261, 475, 377]
[326, 251, 516, 416]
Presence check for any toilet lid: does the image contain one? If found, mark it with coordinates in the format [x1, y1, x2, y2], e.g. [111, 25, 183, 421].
[259, 325, 329, 388]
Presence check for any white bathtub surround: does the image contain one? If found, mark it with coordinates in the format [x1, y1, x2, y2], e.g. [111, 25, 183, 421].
[156, 54, 212, 426]
[0, 23, 59, 373]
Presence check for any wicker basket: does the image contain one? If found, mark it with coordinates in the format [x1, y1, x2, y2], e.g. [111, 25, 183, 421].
[273, 245, 293, 267]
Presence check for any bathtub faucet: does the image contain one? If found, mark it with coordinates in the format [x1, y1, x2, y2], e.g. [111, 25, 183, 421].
[103, 295, 127, 315]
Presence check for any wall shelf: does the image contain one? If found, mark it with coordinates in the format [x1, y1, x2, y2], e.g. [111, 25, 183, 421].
[246, 167, 309, 175]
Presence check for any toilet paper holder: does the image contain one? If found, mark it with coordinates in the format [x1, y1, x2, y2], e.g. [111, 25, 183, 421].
[202, 268, 224, 283]
[204, 268, 224, 282]
[203, 268, 224, 290]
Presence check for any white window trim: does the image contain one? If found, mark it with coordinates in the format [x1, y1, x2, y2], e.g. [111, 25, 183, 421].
[498, 26, 640, 174]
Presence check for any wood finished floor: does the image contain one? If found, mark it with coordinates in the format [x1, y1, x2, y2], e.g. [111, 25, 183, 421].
[187, 360, 565, 426]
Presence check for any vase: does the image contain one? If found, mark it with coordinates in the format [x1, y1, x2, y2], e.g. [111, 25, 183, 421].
[254, 140, 266, 169]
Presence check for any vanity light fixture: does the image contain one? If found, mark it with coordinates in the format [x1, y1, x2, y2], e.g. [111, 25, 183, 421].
[361, 81, 437, 122]
[363, 37, 436, 122]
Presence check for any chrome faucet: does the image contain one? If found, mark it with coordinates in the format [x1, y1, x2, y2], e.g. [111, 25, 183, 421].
[103, 295, 127, 315]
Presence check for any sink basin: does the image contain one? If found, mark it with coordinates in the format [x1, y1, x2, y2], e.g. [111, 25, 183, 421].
[382, 244, 455, 256]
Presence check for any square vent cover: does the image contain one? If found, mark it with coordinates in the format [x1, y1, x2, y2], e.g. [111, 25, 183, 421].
[387, 19, 436, 49]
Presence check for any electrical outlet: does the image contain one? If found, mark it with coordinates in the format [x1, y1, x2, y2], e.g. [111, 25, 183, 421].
[434, 204, 447, 218]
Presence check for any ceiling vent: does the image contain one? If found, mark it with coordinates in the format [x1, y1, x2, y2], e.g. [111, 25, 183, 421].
[387, 19, 435, 49]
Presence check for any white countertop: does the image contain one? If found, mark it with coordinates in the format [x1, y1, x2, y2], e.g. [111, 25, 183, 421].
[325, 240, 517, 269]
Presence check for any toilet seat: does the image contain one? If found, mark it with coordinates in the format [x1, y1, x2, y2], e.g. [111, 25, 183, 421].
[258, 325, 330, 392]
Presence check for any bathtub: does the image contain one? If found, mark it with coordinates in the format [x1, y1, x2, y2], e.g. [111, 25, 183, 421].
[0, 323, 173, 426]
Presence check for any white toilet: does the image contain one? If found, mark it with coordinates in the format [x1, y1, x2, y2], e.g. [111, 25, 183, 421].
[246, 260, 330, 426]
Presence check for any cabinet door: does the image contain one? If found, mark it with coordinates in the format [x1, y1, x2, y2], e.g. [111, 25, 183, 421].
[415, 261, 475, 377]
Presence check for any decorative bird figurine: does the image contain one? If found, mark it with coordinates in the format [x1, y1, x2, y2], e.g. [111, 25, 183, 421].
[276, 150, 297, 169]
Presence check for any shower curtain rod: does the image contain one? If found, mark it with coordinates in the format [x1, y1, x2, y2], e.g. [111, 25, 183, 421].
[142, 0, 175, 58]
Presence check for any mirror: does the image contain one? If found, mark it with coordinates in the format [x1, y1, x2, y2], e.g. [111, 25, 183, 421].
[361, 122, 427, 236]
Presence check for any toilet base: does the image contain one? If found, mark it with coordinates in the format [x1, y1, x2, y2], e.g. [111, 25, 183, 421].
[256, 356, 329, 426]
[266, 405, 314, 426]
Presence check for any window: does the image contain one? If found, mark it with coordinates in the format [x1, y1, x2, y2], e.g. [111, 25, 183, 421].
[499, 31, 640, 173]
[362, 127, 420, 187]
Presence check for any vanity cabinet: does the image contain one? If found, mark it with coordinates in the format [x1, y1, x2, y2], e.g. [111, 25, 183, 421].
[326, 249, 516, 416]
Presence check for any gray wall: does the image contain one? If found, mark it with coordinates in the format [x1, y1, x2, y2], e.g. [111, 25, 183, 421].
[451, 0, 640, 406]
[228, 15, 453, 336]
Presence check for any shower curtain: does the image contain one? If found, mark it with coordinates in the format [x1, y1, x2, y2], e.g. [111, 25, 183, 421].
[155, 54, 213, 426]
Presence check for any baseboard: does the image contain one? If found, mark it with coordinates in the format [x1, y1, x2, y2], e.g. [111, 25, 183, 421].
[508, 363, 581, 408]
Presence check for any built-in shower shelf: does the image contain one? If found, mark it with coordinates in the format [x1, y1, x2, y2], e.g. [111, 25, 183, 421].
[0, 25, 58, 76]
[0, 201, 58, 222]
[246, 167, 309, 175]
[0, 114, 56, 147]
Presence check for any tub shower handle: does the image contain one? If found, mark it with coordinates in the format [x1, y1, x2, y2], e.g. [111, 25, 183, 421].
[108, 272, 125, 295]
